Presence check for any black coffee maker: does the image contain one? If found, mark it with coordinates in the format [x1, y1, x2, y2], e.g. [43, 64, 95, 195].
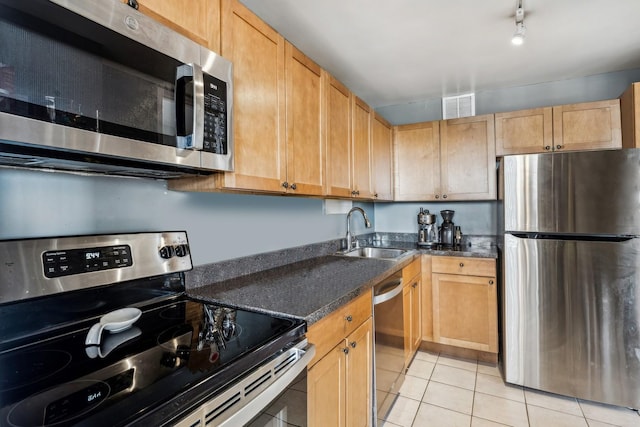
[439, 210, 455, 247]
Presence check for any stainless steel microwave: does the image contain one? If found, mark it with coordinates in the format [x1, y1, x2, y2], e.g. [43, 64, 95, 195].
[0, 0, 233, 178]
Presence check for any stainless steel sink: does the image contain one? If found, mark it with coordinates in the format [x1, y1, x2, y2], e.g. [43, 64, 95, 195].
[340, 247, 410, 259]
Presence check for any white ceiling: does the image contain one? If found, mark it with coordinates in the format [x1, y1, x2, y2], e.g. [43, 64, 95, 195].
[238, 0, 640, 109]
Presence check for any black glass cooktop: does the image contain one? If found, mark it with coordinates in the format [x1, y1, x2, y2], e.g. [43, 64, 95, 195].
[0, 295, 305, 427]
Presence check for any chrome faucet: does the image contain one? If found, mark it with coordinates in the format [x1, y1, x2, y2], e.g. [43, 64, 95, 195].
[345, 207, 372, 251]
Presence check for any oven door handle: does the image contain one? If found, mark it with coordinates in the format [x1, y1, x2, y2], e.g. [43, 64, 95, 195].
[373, 279, 404, 305]
[217, 341, 315, 427]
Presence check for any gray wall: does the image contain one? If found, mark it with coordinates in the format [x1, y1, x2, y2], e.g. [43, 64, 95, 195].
[376, 68, 640, 125]
[2, 69, 638, 265]
[374, 201, 499, 236]
[0, 168, 374, 266]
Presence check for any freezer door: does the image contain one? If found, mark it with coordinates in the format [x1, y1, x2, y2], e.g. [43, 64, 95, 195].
[503, 234, 640, 409]
[504, 149, 640, 235]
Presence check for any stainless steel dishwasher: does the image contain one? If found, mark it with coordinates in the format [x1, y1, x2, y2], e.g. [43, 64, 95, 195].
[373, 270, 405, 421]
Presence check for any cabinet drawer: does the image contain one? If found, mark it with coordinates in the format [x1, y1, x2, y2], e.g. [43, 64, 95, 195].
[432, 256, 495, 277]
[402, 258, 421, 284]
[307, 290, 372, 366]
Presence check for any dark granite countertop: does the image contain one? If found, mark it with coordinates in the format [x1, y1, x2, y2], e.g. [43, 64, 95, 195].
[187, 253, 417, 325]
[370, 241, 498, 259]
[185, 233, 499, 327]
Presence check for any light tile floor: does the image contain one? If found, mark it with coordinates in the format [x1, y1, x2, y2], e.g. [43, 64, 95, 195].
[379, 351, 640, 427]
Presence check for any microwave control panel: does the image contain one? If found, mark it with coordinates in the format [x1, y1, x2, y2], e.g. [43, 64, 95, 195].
[42, 245, 133, 278]
[202, 73, 228, 155]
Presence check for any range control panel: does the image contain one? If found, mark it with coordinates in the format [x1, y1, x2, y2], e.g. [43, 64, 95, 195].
[1, 231, 192, 304]
[43, 245, 133, 278]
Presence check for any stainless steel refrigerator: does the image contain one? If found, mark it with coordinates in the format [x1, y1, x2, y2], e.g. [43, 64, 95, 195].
[503, 149, 640, 409]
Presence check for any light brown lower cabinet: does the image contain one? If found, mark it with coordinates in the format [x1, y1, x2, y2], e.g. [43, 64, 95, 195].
[431, 256, 498, 353]
[402, 258, 422, 366]
[306, 292, 373, 427]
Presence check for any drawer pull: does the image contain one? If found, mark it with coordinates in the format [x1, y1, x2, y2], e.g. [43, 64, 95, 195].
[343, 347, 350, 355]
[345, 315, 353, 322]
[412, 283, 418, 288]
[459, 262, 464, 267]
[350, 341, 357, 348]
[489, 280, 494, 285]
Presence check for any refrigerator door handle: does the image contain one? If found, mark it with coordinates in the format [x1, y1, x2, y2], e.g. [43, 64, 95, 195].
[509, 233, 636, 242]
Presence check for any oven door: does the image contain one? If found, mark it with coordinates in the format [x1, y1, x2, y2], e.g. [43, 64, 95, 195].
[0, 0, 232, 176]
[173, 340, 315, 427]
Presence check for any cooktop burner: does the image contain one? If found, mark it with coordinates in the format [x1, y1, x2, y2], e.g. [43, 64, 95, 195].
[0, 297, 304, 427]
[0, 232, 307, 426]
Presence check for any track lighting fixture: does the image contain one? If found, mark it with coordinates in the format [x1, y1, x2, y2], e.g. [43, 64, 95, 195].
[511, 0, 526, 45]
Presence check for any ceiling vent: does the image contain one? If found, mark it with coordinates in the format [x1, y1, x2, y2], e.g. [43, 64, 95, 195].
[442, 93, 475, 119]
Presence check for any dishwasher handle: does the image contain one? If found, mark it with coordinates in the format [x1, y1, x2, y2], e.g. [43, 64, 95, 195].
[373, 279, 403, 305]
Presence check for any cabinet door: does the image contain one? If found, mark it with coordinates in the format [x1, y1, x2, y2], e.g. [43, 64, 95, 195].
[345, 318, 373, 427]
[352, 97, 372, 199]
[371, 112, 393, 201]
[553, 99, 622, 152]
[620, 83, 640, 148]
[440, 114, 496, 201]
[285, 42, 325, 196]
[403, 275, 422, 366]
[495, 107, 553, 156]
[133, 0, 220, 50]
[308, 343, 346, 427]
[218, 0, 286, 192]
[393, 121, 440, 201]
[432, 273, 498, 353]
[325, 74, 353, 197]
[421, 255, 433, 342]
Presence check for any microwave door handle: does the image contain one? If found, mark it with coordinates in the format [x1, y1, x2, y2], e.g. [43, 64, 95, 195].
[176, 63, 205, 151]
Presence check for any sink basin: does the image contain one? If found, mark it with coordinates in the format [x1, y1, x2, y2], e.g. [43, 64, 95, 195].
[341, 247, 410, 259]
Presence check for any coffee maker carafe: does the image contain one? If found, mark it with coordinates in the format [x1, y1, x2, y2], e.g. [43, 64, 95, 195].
[417, 208, 438, 247]
[439, 210, 455, 247]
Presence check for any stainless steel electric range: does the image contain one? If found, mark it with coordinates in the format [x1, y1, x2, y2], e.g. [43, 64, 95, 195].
[0, 232, 313, 426]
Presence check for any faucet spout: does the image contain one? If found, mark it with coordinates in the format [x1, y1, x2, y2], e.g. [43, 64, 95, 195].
[345, 207, 372, 251]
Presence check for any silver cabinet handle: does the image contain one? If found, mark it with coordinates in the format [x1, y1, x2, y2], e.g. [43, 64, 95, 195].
[350, 341, 357, 348]
[459, 262, 464, 267]
[345, 315, 353, 322]
[556, 145, 562, 150]
[343, 347, 349, 354]
[290, 183, 297, 190]
[545, 145, 551, 150]
[489, 280, 494, 285]
[282, 182, 289, 189]
[435, 195, 440, 199]
[443, 195, 447, 199]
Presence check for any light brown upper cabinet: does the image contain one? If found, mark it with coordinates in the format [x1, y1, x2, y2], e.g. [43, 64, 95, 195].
[170, 0, 325, 196]
[283, 42, 325, 196]
[496, 99, 622, 156]
[621, 82, 640, 147]
[370, 113, 393, 201]
[214, 0, 286, 193]
[495, 107, 553, 156]
[440, 114, 496, 201]
[325, 74, 353, 198]
[553, 100, 621, 152]
[394, 115, 496, 201]
[351, 97, 373, 199]
[130, 0, 220, 51]
[394, 121, 440, 201]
